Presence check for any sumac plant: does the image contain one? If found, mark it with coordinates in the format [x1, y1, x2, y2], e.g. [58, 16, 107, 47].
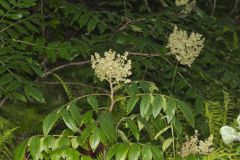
[14, 50, 195, 160]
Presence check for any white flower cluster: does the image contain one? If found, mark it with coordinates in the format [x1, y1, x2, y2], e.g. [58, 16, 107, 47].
[180, 130, 214, 158]
[166, 26, 205, 67]
[175, 0, 190, 6]
[220, 114, 240, 145]
[91, 49, 132, 84]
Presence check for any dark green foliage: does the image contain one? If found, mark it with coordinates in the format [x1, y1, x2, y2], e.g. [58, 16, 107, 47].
[0, 0, 239, 159]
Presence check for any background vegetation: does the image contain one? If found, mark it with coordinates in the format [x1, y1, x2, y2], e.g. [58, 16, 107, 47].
[0, 0, 240, 159]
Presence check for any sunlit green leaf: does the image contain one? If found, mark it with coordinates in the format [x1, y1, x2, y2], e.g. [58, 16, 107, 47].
[61, 108, 79, 132]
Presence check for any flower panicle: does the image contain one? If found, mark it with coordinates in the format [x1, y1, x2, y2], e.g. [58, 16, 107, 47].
[180, 130, 214, 158]
[91, 49, 132, 84]
[166, 25, 205, 67]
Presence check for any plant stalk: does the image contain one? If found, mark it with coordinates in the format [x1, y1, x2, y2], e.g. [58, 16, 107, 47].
[109, 79, 115, 112]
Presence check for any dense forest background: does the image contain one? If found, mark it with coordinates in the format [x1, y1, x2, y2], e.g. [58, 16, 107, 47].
[0, 0, 240, 159]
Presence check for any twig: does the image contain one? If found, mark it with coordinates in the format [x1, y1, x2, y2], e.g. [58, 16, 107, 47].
[231, 0, 239, 15]
[108, 79, 115, 112]
[144, 0, 151, 12]
[170, 62, 179, 93]
[43, 60, 90, 77]
[128, 51, 161, 57]
[109, 18, 146, 41]
[0, 97, 7, 109]
[211, 0, 216, 16]
[0, 16, 38, 33]
[123, 0, 128, 18]
[38, 81, 108, 93]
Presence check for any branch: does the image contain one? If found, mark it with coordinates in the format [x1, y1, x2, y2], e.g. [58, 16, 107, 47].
[128, 51, 160, 57]
[38, 81, 108, 93]
[43, 60, 90, 77]
[0, 97, 8, 109]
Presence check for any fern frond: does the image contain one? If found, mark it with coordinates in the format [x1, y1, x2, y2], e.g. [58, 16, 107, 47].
[205, 101, 223, 145]
[205, 92, 238, 147]
[0, 117, 17, 159]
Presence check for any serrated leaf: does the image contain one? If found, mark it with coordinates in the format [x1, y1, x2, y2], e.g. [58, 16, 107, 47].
[126, 119, 139, 141]
[43, 136, 54, 152]
[69, 103, 81, 125]
[118, 130, 130, 143]
[71, 137, 79, 149]
[126, 95, 139, 113]
[115, 144, 129, 160]
[78, 123, 96, 150]
[0, 1, 10, 10]
[162, 138, 173, 152]
[0, 73, 13, 86]
[23, 21, 39, 32]
[178, 101, 195, 127]
[5, 80, 20, 92]
[96, 128, 108, 145]
[98, 22, 106, 34]
[43, 112, 58, 136]
[78, 13, 89, 28]
[140, 94, 151, 117]
[87, 95, 98, 112]
[173, 117, 183, 135]
[106, 144, 118, 160]
[150, 145, 164, 160]
[141, 145, 152, 160]
[154, 126, 171, 140]
[89, 131, 100, 152]
[14, 139, 28, 160]
[24, 85, 45, 103]
[64, 148, 79, 160]
[9, 0, 16, 5]
[61, 108, 79, 132]
[29, 136, 42, 159]
[80, 111, 93, 126]
[99, 112, 117, 143]
[128, 144, 141, 160]
[166, 98, 176, 123]
[31, 64, 44, 77]
[137, 117, 154, 140]
[58, 136, 69, 148]
[152, 95, 164, 118]
[81, 155, 92, 160]
[139, 81, 158, 92]
[87, 18, 97, 33]
[0, 9, 4, 15]
[7, 13, 23, 20]
[13, 92, 27, 102]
